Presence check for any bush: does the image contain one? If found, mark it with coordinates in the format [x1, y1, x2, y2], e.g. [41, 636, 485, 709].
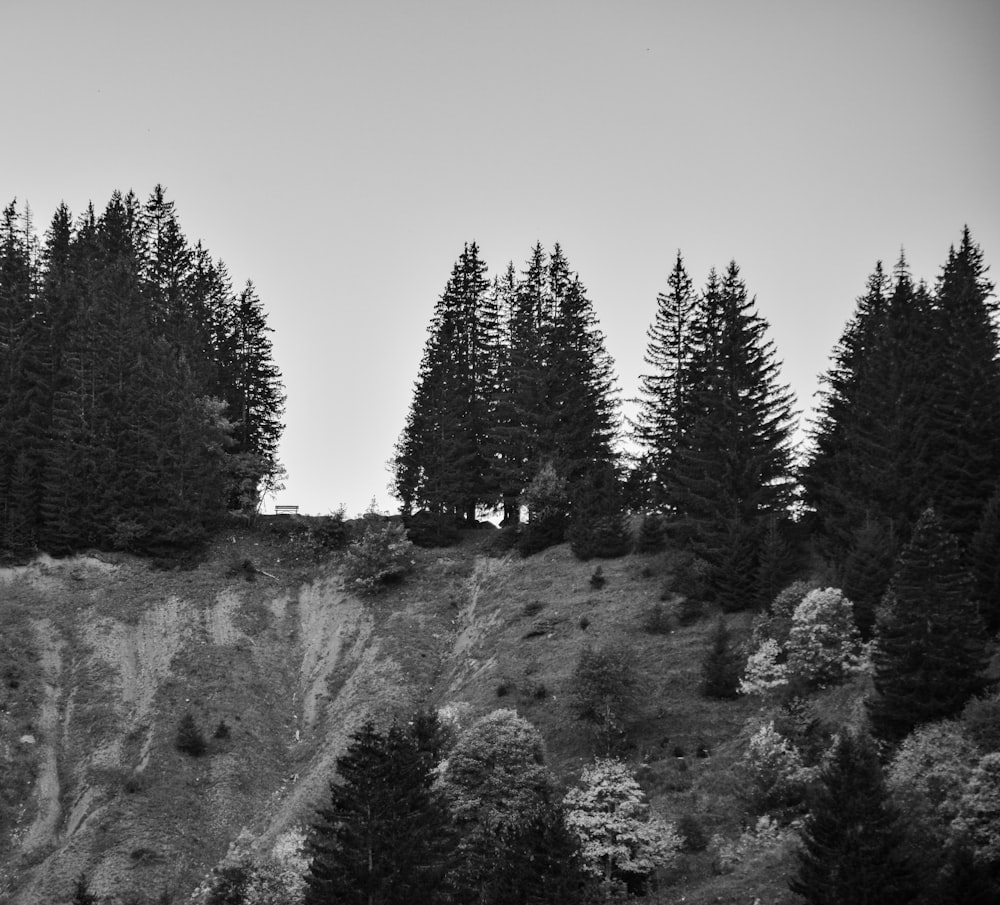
[589, 566, 606, 589]
[519, 463, 569, 556]
[213, 719, 231, 740]
[310, 509, 351, 551]
[642, 602, 672, 635]
[677, 814, 709, 852]
[739, 639, 789, 697]
[342, 521, 415, 593]
[176, 712, 207, 757]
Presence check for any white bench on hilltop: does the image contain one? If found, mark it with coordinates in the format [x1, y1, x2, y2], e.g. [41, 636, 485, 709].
[274, 505, 299, 515]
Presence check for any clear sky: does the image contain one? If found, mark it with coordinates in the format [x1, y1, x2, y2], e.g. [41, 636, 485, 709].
[5, 0, 999, 517]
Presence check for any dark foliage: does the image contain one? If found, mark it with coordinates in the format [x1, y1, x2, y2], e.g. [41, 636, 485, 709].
[789, 730, 917, 905]
[868, 507, 991, 744]
[304, 717, 456, 905]
[700, 617, 741, 699]
[72, 874, 99, 905]
[175, 712, 207, 757]
[571, 645, 638, 753]
[404, 510, 461, 548]
[635, 512, 667, 553]
[0, 190, 285, 557]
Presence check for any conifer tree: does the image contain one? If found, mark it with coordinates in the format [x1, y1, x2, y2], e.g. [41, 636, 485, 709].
[305, 719, 455, 905]
[701, 617, 741, 699]
[393, 242, 500, 521]
[868, 507, 991, 744]
[789, 730, 916, 905]
[634, 251, 697, 509]
[968, 481, 1000, 634]
[669, 262, 796, 610]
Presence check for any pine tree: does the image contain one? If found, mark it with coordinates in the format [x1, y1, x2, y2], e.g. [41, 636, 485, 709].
[304, 719, 455, 905]
[868, 507, 990, 744]
[669, 262, 796, 610]
[789, 730, 916, 905]
[840, 518, 897, 640]
[634, 251, 697, 509]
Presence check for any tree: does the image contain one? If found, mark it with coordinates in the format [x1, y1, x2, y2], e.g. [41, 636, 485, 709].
[571, 645, 639, 753]
[634, 250, 698, 509]
[563, 758, 680, 892]
[868, 507, 991, 744]
[785, 588, 864, 688]
[789, 730, 917, 905]
[72, 874, 99, 905]
[225, 281, 286, 515]
[176, 712, 207, 757]
[668, 262, 797, 610]
[393, 243, 501, 521]
[304, 718, 455, 905]
[968, 481, 1000, 634]
[701, 617, 742, 699]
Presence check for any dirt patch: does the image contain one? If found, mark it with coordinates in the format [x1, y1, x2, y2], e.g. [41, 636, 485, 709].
[22, 619, 63, 854]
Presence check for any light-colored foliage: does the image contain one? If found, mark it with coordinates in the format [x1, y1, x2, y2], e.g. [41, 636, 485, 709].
[739, 638, 789, 696]
[564, 758, 681, 882]
[786, 587, 865, 687]
[709, 814, 789, 874]
[887, 720, 981, 849]
[342, 520, 414, 593]
[951, 752, 1000, 868]
[193, 828, 308, 905]
[435, 708, 551, 833]
[738, 722, 814, 813]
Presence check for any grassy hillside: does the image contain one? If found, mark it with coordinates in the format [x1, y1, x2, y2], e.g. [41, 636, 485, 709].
[0, 521, 867, 904]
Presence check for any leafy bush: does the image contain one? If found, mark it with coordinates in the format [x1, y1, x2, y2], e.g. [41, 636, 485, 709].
[518, 463, 569, 556]
[176, 712, 207, 757]
[310, 509, 351, 551]
[342, 521, 414, 593]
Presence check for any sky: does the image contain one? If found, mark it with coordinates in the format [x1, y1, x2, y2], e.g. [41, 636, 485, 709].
[5, 0, 999, 517]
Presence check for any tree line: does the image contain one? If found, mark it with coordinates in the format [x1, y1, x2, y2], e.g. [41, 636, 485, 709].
[0, 188, 285, 557]
[394, 229, 1000, 625]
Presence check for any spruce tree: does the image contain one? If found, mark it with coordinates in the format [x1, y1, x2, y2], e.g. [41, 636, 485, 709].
[701, 617, 741, 699]
[393, 242, 500, 522]
[669, 262, 796, 610]
[968, 481, 1000, 634]
[868, 507, 990, 744]
[304, 719, 455, 905]
[789, 730, 916, 905]
[634, 250, 697, 509]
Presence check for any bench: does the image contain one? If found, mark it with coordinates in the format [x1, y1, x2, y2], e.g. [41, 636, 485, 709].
[274, 505, 299, 515]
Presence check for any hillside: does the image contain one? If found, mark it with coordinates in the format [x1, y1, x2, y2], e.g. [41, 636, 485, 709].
[1, 521, 866, 904]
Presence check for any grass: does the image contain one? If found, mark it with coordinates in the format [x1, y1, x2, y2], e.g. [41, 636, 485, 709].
[0, 523, 868, 903]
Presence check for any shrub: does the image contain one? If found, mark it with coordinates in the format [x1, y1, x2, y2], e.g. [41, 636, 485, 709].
[342, 521, 414, 593]
[589, 566, 606, 589]
[176, 712, 207, 757]
[518, 463, 569, 556]
[310, 509, 351, 551]
[213, 720, 231, 740]
[677, 814, 709, 852]
[642, 602, 672, 635]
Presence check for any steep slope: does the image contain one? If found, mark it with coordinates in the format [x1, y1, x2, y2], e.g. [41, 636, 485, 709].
[0, 524, 805, 904]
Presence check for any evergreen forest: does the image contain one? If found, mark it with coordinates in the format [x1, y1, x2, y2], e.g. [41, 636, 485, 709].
[0, 189, 285, 558]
